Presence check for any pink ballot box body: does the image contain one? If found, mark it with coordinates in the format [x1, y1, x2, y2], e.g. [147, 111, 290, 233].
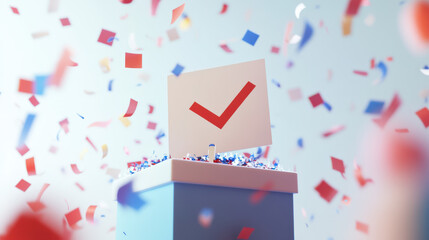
[115, 159, 298, 240]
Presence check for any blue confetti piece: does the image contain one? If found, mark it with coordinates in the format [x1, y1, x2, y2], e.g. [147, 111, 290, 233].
[365, 100, 384, 114]
[76, 113, 84, 119]
[377, 61, 388, 81]
[107, 37, 118, 43]
[17, 114, 36, 147]
[323, 102, 332, 111]
[108, 79, 113, 91]
[297, 138, 304, 148]
[56, 129, 60, 141]
[271, 79, 281, 88]
[298, 21, 314, 52]
[242, 30, 259, 46]
[172, 64, 185, 77]
[424, 65, 429, 70]
[117, 181, 145, 210]
[34, 75, 50, 95]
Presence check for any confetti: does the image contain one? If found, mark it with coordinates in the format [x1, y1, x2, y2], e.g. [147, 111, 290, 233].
[179, 15, 192, 30]
[237, 227, 254, 239]
[28, 95, 39, 106]
[420, 65, 429, 75]
[49, 48, 72, 87]
[125, 53, 142, 68]
[295, 3, 306, 19]
[18, 79, 34, 94]
[119, 116, 131, 127]
[298, 22, 313, 52]
[15, 179, 31, 192]
[341, 195, 351, 205]
[98, 29, 116, 46]
[100, 57, 111, 72]
[373, 93, 401, 128]
[11, 6, 20, 15]
[353, 70, 368, 76]
[86, 205, 97, 223]
[108, 79, 113, 91]
[86, 136, 98, 151]
[123, 98, 138, 117]
[16, 144, 30, 156]
[148, 105, 154, 114]
[216, 4, 227, 15]
[18, 114, 36, 148]
[242, 30, 259, 46]
[27, 201, 46, 212]
[271, 79, 281, 88]
[297, 138, 304, 148]
[309, 93, 324, 108]
[356, 221, 369, 234]
[102, 144, 108, 158]
[117, 181, 145, 210]
[119, 0, 133, 3]
[365, 100, 384, 114]
[171, 4, 185, 24]
[220, 43, 233, 53]
[147, 121, 157, 130]
[342, 0, 362, 36]
[271, 46, 280, 54]
[71, 164, 83, 174]
[354, 163, 373, 187]
[88, 119, 112, 128]
[151, 0, 160, 15]
[167, 28, 180, 41]
[32, 31, 49, 39]
[331, 157, 345, 178]
[376, 61, 388, 82]
[172, 64, 185, 77]
[395, 128, 409, 133]
[48, 0, 59, 12]
[322, 125, 345, 138]
[314, 180, 338, 203]
[288, 88, 303, 101]
[65, 208, 82, 227]
[59, 118, 69, 134]
[416, 107, 429, 128]
[60, 18, 71, 26]
[198, 208, 214, 228]
[75, 182, 85, 191]
[250, 181, 274, 205]
[323, 102, 332, 111]
[36, 184, 50, 201]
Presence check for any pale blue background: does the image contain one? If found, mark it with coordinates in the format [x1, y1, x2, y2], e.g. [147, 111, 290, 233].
[0, 0, 428, 239]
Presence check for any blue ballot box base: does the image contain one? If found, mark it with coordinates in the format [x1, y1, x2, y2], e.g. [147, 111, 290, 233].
[116, 182, 294, 240]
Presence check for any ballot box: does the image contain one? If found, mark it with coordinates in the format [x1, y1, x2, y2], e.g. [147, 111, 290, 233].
[115, 159, 298, 240]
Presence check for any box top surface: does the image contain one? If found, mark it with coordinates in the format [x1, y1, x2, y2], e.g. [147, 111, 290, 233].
[114, 159, 298, 198]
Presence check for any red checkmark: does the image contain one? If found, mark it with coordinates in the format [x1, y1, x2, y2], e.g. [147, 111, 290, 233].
[189, 81, 256, 129]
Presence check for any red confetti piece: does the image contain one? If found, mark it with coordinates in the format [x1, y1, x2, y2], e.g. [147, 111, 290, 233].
[353, 70, 368, 76]
[356, 221, 369, 234]
[60, 18, 71, 26]
[59, 118, 69, 134]
[16, 144, 30, 156]
[263, 146, 270, 158]
[29, 95, 39, 106]
[86, 205, 97, 223]
[98, 29, 116, 46]
[237, 227, 254, 239]
[26, 157, 36, 176]
[309, 93, 324, 108]
[125, 53, 142, 68]
[148, 105, 154, 114]
[147, 121, 157, 130]
[88, 119, 112, 128]
[119, 0, 132, 3]
[331, 156, 346, 178]
[15, 179, 31, 192]
[415, 1, 429, 42]
[49, 48, 72, 87]
[314, 180, 338, 203]
[373, 93, 401, 128]
[65, 208, 82, 227]
[86, 136, 98, 152]
[271, 46, 280, 54]
[322, 125, 345, 138]
[151, 0, 160, 16]
[220, 3, 228, 14]
[27, 201, 46, 212]
[36, 184, 50, 201]
[386, 56, 393, 61]
[220, 43, 233, 53]
[345, 0, 362, 16]
[370, 58, 376, 69]
[75, 182, 85, 191]
[342, 195, 351, 205]
[416, 107, 429, 128]
[127, 161, 142, 168]
[354, 163, 373, 187]
[123, 98, 138, 117]
[288, 88, 303, 101]
[171, 4, 185, 24]
[70, 164, 83, 174]
[10, 6, 19, 15]
[18, 79, 34, 94]
[250, 181, 274, 205]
